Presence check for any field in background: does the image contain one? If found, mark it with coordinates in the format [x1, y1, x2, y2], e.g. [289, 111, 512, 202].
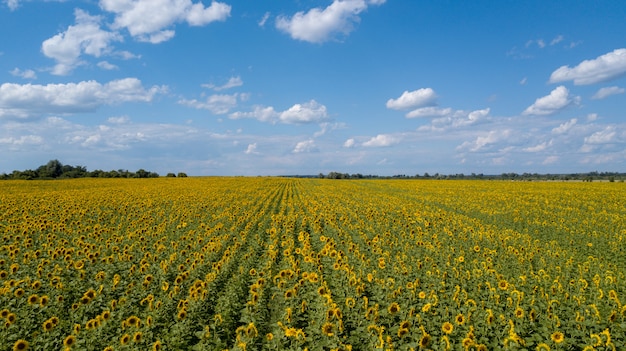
[1, 178, 625, 350]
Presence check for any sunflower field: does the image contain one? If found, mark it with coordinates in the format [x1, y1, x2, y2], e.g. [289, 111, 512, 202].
[1, 178, 625, 351]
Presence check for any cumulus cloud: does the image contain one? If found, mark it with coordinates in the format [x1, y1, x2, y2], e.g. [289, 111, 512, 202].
[202, 76, 243, 91]
[592, 86, 625, 100]
[406, 107, 452, 119]
[344, 138, 355, 148]
[0, 78, 165, 119]
[179, 93, 241, 114]
[230, 100, 329, 124]
[362, 134, 400, 147]
[100, 0, 231, 43]
[293, 139, 317, 153]
[549, 48, 626, 85]
[276, 0, 385, 43]
[386, 88, 437, 110]
[456, 130, 511, 152]
[244, 143, 258, 155]
[10, 68, 37, 79]
[41, 9, 123, 75]
[522, 86, 579, 116]
[551, 118, 577, 134]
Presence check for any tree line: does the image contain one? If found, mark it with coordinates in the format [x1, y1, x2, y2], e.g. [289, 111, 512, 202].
[0, 160, 188, 180]
[314, 171, 625, 182]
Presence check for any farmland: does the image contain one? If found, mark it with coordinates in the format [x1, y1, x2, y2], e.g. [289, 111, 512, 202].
[1, 178, 625, 350]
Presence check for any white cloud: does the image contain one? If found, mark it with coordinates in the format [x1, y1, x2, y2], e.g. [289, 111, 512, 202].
[551, 118, 577, 134]
[592, 86, 625, 100]
[519, 77, 527, 85]
[293, 139, 316, 153]
[107, 116, 130, 124]
[230, 100, 329, 124]
[549, 48, 626, 85]
[179, 93, 240, 114]
[258, 12, 270, 27]
[0, 78, 165, 119]
[41, 9, 123, 75]
[522, 86, 579, 116]
[202, 76, 243, 91]
[276, 0, 385, 43]
[584, 126, 616, 145]
[406, 107, 452, 118]
[244, 143, 258, 155]
[97, 61, 119, 70]
[542, 156, 559, 164]
[386, 88, 437, 110]
[0, 135, 44, 149]
[10, 68, 37, 79]
[344, 138, 355, 148]
[523, 140, 551, 152]
[550, 35, 564, 46]
[362, 134, 400, 147]
[456, 130, 511, 152]
[100, 0, 231, 43]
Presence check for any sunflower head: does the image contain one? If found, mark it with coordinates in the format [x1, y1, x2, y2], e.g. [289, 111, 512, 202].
[418, 334, 431, 349]
[12, 339, 28, 351]
[63, 335, 76, 348]
[551, 331, 564, 344]
[442, 322, 454, 334]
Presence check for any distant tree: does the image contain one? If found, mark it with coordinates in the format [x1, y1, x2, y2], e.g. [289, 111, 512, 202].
[166, 173, 177, 177]
[177, 172, 188, 178]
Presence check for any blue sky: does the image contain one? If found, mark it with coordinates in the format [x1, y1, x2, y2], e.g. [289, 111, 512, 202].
[1, 0, 626, 176]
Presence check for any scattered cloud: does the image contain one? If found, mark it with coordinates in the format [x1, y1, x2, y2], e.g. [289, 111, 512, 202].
[276, 0, 385, 43]
[551, 118, 577, 134]
[230, 100, 329, 124]
[0, 78, 166, 119]
[244, 143, 258, 155]
[522, 86, 579, 116]
[97, 61, 119, 70]
[41, 9, 123, 75]
[520, 77, 527, 85]
[258, 12, 270, 27]
[9, 68, 37, 79]
[202, 76, 243, 91]
[293, 139, 316, 153]
[362, 133, 400, 147]
[406, 107, 452, 119]
[550, 35, 564, 46]
[179, 93, 242, 114]
[386, 88, 437, 110]
[456, 130, 511, 152]
[592, 86, 625, 100]
[344, 138, 355, 148]
[99, 0, 231, 43]
[549, 48, 626, 85]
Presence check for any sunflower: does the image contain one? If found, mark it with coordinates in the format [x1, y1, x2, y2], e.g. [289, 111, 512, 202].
[152, 340, 163, 351]
[455, 313, 465, 325]
[120, 334, 131, 345]
[0, 309, 9, 318]
[536, 343, 550, 351]
[133, 331, 142, 343]
[284, 289, 295, 299]
[63, 335, 76, 348]
[321, 322, 334, 336]
[529, 309, 537, 322]
[421, 303, 432, 313]
[442, 322, 454, 334]
[266, 333, 274, 341]
[398, 327, 409, 338]
[498, 280, 508, 290]
[12, 340, 28, 351]
[27, 295, 39, 305]
[388, 302, 400, 314]
[514, 307, 524, 319]
[7, 313, 16, 324]
[418, 334, 431, 349]
[14, 288, 25, 298]
[400, 320, 410, 330]
[39, 295, 49, 306]
[486, 310, 495, 325]
[418, 291, 426, 299]
[246, 323, 258, 338]
[126, 316, 140, 327]
[551, 331, 564, 344]
[43, 319, 55, 332]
